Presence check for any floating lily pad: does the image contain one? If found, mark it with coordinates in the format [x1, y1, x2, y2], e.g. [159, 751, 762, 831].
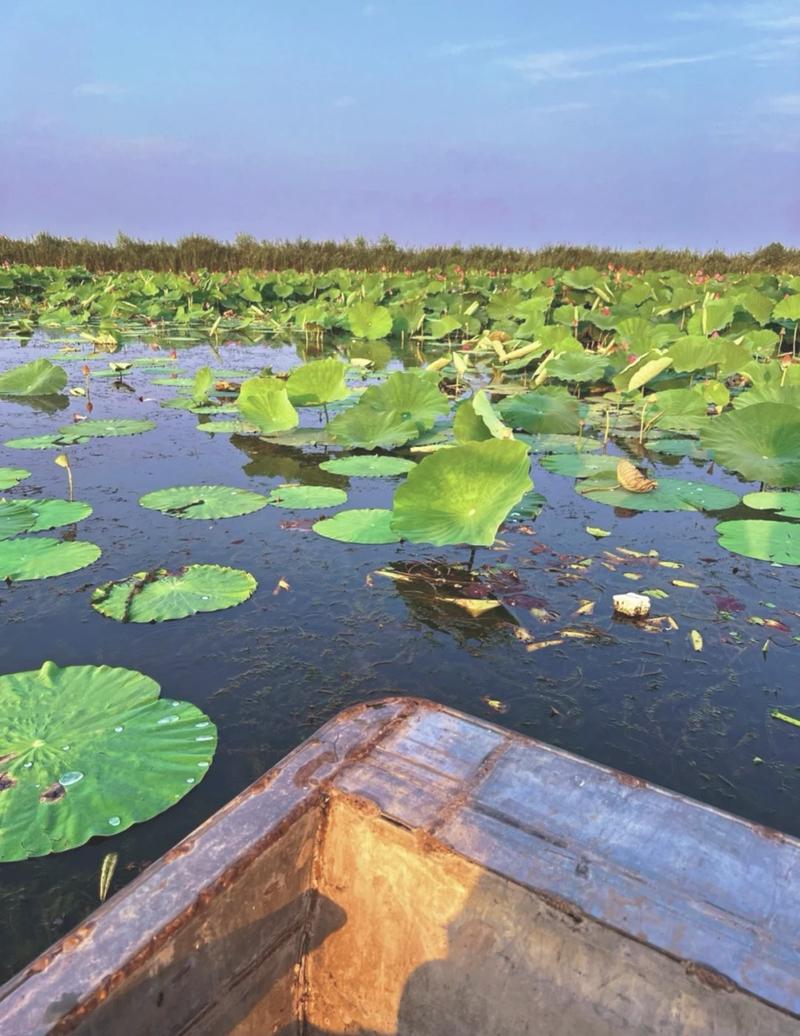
[0, 660, 216, 861]
[391, 439, 533, 546]
[0, 359, 67, 396]
[716, 520, 800, 565]
[0, 467, 31, 490]
[0, 502, 36, 540]
[540, 454, 620, 478]
[0, 538, 101, 581]
[742, 491, 800, 519]
[318, 455, 416, 477]
[577, 477, 739, 512]
[505, 489, 547, 521]
[644, 437, 705, 457]
[57, 419, 155, 439]
[139, 485, 268, 520]
[520, 434, 601, 454]
[700, 403, 800, 488]
[195, 421, 257, 434]
[264, 484, 348, 509]
[4, 434, 89, 451]
[313, 508, 399, 544]
[92, 565, 257, 622]
[24, 500, 93, 532]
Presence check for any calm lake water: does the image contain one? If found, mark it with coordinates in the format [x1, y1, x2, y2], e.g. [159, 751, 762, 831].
[1, 331, 799, 982]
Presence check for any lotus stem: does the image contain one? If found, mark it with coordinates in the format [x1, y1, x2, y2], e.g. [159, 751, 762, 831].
[54, 453, 73, 502]
[466, 547, 476, 572]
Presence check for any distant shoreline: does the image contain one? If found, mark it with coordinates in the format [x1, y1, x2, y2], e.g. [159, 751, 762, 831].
[2, 235, 798, 275]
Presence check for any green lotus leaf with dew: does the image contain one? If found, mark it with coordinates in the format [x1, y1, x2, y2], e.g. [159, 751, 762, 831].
[91, 564, 257, 622]
[313, 508, 400, 544]
[0, 661, 216, 861]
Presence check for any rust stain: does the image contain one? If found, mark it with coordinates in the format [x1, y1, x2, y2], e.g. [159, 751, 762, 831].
[62, 924, 96, 954]
[162, 838, 196, 863]
[749, 823, 787, 844]
[293, 748, 337, 788]
[536, 889, 585, 925]
[685, 961, 737, 993]
[609, 768, 647, 789]
[428, 736, 513, 836]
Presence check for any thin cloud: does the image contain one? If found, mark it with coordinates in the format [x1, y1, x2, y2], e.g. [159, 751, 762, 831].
[506, 42, 730, 83]
[73, 82, 129, 98]
[670, 3, 800, 31]
[770, 94, 800, 115]
[436, 39, 509, 58]
[527, 101, 592, 115]
[332, 95, 357, 108]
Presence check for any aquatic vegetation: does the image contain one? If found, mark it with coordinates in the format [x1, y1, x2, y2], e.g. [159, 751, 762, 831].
[0, 501, 36, 539]
[139, 485, 268, 520]
[0, 661, 216, 861]
[0, 499, 92, 533]
[576, 476, 738, 512]
[264, 484, 348, 509]
[56, 419, 156, 440]
[0, 538, 101, 581]
[742, 491, 800, 518]
[453, 390, 511, 443]
[0, 467, 30, 490]
[4, 433, 89, 450]
[346, 300, 393, 339]
[285, 358, 350, 407]
[318, 455, 416, 477]
[327, 371, 449, 449]
[312, 508, 399, 544]
[0, 359, 67, 396]
[391, 439, 532, 546]
[238, 375, 299, 434]
[498, 388, 582, 435]
[715, 520, 800, 565]
[92, 565, 257, 622]
[700, 404, 800, 488]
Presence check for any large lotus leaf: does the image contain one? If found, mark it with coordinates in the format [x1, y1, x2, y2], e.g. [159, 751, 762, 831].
[0, 660, 216, 861]
[649, 387, 708, 430]
[328, 372, 449, 449]
[57, 419, 155, 439]
[700, 404, 800, 487]
[92, 564, 256, 622]
[313, 508, 400, 544]
[498, 387, 581, 434]
[773, 295, 800, 322]
[140, 485, 268, 520]
[264, 484, 348, 508]
[576, 477, 739, 512]
[560, 266, 602, 291]
[742, 491, 800, 518]
[547, 351, 608, 384]
[347, 301, 394, 340]
[718, 519, 800, 563]
[612, 351, 673, 392]
[391, 439, 532, 547]
[286, 359, 350, 405]
[453, 390, 510, 443]
[24, 499, 92, 532]
[666, 335, 718, 372]
[0, 538, 101, 581]
[0, 360, 67, 396]
[4, 434, 89, 451]
[732, 383, 800, 409]
[540, 454, 620, 478]
[0, 467, 31, 490]
[687, 298, 735, 335]
[238, 377, 298, 434]
[319, 455, 416, 477]
[615, 318, 679, 352]
[0, 501, 36, 539]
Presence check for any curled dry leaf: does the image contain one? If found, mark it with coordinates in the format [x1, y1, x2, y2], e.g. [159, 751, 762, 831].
[616, 459, 657, 493]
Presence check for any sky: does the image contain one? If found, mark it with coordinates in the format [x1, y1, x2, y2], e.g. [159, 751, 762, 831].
[0, 0, 798, 251]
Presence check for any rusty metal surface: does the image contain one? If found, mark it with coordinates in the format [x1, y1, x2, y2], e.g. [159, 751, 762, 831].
[2, 695, 799, 1033]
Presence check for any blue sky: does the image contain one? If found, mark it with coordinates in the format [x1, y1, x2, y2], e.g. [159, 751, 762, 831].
[1, 0, 798, 249]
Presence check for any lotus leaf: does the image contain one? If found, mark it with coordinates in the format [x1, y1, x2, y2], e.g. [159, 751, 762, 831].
[0, 660, 216, 861]
[742, 491, 800, 519]
[56, 419, 155, 439]
[313, 508, 399, 544]
[0, 360, 67, 396]
[237, 377, 298, 434]
[319, 455, 416, 477]
[498, 387, 581, 434]
[264, 484, 348, 509]
[327, 371, 449, 449]
[0, 467, 31, 490]
[453, 390, 510, 443]
[0, 538, 101, 581]
[716, 520, 800, 564]
[4, 434, 89, 450]
[540, 454, 620, 478]
[773, 295, 800, 322]
[0, 502, 36, 539]
[700, 404, 800, 487]
[286, 359, 349, 405]
[347, 301, 394, 340]
[547, 351, 608, 384]
[577, 477, 739, 512]
[22, 499, 93, 532]
[391, 439, 532, 546]
[139, 485, 268, 520]
[92, 564, 256, 622]
[520, 434, 601, 453]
